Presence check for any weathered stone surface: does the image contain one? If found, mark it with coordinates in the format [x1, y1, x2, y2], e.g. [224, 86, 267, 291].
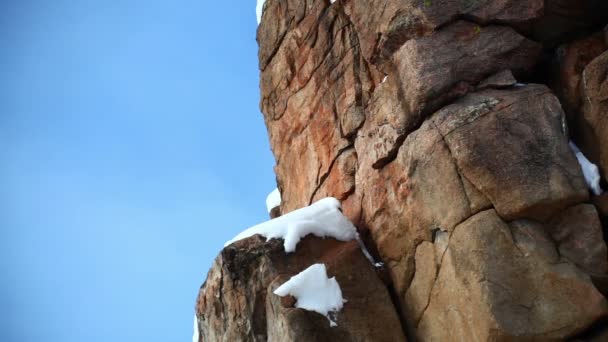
[416, 209, 608, 340]
[356, 85, 593, 336]
[343, 0, 543, 67]
[357, 115, 475, 298]
[431, 85, 588, 221]
[355, 21, 541, 169]
[580, 51, 608, 181]
[551, 33, 607, 124]
[549, 204, 608, 274]
[196, 236, 405, 341]
[259, 0, 379, 216]
[390, 21, 541, 134]
[476, 70, 517, 90]
[266, 241, 406, 342]
[269, 206, 281, 219]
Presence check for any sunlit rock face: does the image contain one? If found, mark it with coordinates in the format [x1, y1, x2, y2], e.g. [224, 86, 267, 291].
[195, 0, 608, 340]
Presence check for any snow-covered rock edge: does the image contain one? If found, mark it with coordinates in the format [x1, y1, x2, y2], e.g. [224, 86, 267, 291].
[225, 197, 358, 252]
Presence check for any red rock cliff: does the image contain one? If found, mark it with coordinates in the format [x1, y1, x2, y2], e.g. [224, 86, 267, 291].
[196, 1, 608, 340]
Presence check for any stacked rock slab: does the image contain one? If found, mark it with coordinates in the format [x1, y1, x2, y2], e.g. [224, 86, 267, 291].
[196, 0, 608, 341]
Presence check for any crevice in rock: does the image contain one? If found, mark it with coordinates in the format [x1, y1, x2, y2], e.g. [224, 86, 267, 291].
[308, 144, 354, 205]
[251, 291, 268, 341]
[260, 0, 331, 72]
[386, 281, 416, 342]
[568, 317, 608, 341]
[430, 120, 474, 216]
[265, 7, 353, 121]
[415, 226, 453, 328]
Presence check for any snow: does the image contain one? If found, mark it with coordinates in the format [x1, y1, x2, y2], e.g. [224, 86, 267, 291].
[256, 0, 266, 24]
[570, 141, 603, 196]
[381, 75, 388, 84]
[356, 237, 384, 268]
[225, 197, 358, 252]
[274, 263, 346, 326]
[266, 188, 282, 213]
[330, 0, 337, 3]
[192, 315, 199, 342]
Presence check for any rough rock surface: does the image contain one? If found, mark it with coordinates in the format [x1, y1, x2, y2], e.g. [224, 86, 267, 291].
[195, 236, 405, 341]
[196, 0, 608, 340]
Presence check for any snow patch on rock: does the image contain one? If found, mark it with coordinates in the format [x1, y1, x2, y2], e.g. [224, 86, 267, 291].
[570, 141, 603, 196]
[192, 315, 199, 342]
[266, 188, 281, 213]
[274, 263, 346, 326]
[225, 197, 358, 252]
[256, 0, 266, 24]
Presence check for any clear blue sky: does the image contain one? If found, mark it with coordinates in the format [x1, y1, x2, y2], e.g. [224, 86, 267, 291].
[0, 1, 275, 341]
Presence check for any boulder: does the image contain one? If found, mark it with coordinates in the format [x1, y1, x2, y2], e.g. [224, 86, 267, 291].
[195, 235, 406, 341]
[356, 21, 541, 169]
[416, 209, 608, 340]
[343, 0, 543, 67]
[580, 51, 608, 181]
[430, 85, 588, 221]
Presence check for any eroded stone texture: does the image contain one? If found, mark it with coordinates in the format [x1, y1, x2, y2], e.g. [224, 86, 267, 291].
[416, 210, 608, 341]
[580, 51, 608, 181]
[343, 0, 543, 68]
[357, 85, 589, 305]
[550, 204, 608, 274]
[431, 85, 588, 221]
[196, 236, 405, 342]
[259, 0, 379, 217]
[551, 33, 607, 122]
[355, 22, 540, 170]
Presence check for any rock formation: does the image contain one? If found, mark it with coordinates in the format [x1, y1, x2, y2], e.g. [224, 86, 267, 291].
[195, 0, 608, 340]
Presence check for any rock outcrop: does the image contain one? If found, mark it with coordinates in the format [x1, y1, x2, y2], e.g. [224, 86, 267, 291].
[196, 236, 405, 341]
[195, 0, 608, 341]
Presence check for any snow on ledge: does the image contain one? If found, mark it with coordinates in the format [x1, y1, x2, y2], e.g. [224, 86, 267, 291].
[570, 141, 603, 196]
[266, 188, 281, 213]
[225, 197, 358, 252]
[192, 315, 199, 342]
[256, 0, 266, 24]
[273, 263, 346, 327]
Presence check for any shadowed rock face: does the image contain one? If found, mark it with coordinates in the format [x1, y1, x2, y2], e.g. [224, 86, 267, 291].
[196, 0, 608, 340]
[195, 236, 406, 341]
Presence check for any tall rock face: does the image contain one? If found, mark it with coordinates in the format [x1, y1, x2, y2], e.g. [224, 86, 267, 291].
[195, 1, 608, 341]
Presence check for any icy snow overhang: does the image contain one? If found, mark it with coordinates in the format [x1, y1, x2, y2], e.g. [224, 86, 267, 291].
[570, 141, 603, 196]
[224, 197, 358, 253]
[273, 263, 346, 326]
[266, 188, 281, 213]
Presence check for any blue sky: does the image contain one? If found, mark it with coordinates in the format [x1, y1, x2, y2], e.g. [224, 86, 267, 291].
[0, 1, 275, 340]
